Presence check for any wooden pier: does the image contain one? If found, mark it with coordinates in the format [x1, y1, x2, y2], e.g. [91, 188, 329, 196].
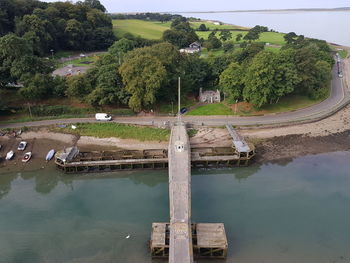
[55, 146, 255, 173]
[150, 223, 228, 259]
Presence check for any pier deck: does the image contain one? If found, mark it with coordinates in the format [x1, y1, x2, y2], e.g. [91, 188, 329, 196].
[168, 121, 193, 263]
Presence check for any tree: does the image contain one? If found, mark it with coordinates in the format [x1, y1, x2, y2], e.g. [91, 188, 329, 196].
[180, 54, 211, 94]
[64, 19, 85, 50]
[309, 60, 332, 99]
[270, 49, 300, 103]
[108, 38, 136, 61]
[243, 30, 260, 42]
[243, 51, 276, 108]
[236, 33, 243, 42]
[122, 42, 182, 100]
[198, 24, 208, 31]
[219, 30, 232, 41]
[204, 33, 222, 50]
[119, 54, 166, 111]
[19, 73, 52, 101]
[284, 32, 298, 44]
[0, 33, 49, 88]
[66, 74, 92, 99]
[219, 62, 245, 102]
[15, 14, 53, 55]
[163, 21, 198, 48]
[86, 64, 129, 107]
[223, 41, 234, 53]
[81, 0, 106, 12]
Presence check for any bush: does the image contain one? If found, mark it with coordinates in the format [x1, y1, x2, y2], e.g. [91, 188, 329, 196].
[30, 105, 89, 116]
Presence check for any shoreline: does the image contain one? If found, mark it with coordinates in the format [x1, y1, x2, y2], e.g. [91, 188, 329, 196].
[2, 120, 350, 173]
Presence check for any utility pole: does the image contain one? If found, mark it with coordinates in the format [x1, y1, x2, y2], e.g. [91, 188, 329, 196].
[27, 103, 32, 119]
[234, 99, 238, 115]
[178, 77, 181, 122]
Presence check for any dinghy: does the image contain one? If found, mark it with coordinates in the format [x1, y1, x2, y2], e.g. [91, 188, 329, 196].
[5, 151, 14, 160]
[22, 152, 32, 163]
[46, 149, 55, 161]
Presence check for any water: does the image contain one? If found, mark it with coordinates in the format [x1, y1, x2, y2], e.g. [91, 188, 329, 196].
[1, 152, 350, 263]
[182, 11, 350, 46]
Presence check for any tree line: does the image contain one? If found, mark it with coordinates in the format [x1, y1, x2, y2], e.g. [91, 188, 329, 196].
[109, 12, 184, 23]
[220, 36, 334, 107]
[0, 4, 334, 113]
[0, 0, 115, 54]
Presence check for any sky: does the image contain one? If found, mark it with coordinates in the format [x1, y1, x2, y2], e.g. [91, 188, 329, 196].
[44, 0, 350, 13]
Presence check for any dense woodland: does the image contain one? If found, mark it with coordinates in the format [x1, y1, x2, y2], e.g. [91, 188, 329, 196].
[0, 1, 334, 114]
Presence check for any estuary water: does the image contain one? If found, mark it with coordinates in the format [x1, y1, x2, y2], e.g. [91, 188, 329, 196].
[1, 151, 350, 263]
[183, 11, 350, 46]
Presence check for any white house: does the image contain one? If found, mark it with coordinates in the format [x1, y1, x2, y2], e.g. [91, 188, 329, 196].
[180, 41, 202, 54]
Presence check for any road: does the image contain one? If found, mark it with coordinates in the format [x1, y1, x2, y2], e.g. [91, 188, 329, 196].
[1, 63, 349, 129]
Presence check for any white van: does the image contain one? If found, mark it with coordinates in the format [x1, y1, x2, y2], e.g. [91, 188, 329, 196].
[95, 113, 112, 121]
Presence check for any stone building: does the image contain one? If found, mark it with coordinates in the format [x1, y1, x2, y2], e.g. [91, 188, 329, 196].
[199, 88, 221, 103]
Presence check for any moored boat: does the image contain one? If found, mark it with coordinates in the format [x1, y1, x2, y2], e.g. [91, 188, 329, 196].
[46, 149, 55, 161]
[22, 152, 32, 163]
[6, 151, 14, 160]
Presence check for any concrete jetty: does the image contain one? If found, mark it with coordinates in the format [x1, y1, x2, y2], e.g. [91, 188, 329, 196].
[168, 121, 193, 263]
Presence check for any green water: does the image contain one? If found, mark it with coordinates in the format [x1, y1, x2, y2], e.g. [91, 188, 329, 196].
[1, 152, 350, 263]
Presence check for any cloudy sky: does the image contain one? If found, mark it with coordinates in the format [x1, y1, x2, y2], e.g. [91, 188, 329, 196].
[45, 0, 350, 12]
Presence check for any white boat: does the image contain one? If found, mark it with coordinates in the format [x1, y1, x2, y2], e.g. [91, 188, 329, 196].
[17, 141, 27, 151]
[6, 151, 14, 160]
[46, 149, 55, 161]
[22, 152, 32, 163]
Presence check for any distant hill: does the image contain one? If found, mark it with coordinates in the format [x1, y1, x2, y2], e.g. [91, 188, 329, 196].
[175, 7, 350, 14]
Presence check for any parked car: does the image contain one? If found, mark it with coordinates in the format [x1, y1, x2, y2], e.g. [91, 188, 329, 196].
[180, 107, 188, 114]
[17, 141, 27, 151]
[95, 113, 112, 121]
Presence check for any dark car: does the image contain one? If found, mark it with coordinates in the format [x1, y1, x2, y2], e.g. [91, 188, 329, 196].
[180, 107, 188, 114]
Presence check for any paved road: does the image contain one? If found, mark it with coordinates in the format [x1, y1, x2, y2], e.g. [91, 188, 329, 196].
[1, 64, 349, 129]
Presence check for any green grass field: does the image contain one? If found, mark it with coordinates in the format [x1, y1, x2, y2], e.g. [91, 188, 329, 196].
[187, 103, 233, 115]
[55, 123, 170, 141]
[338, 49, 348, 59]
[186, 95, 324, 116]
[190, 20, 248, 30]
[259, 95, 325, 114]
[57, 56, 100, 68]
[264, 45, 282, 53]
[196, 31, 285, 45]
[113, 19, 171, 39]
[112, 19, 286, 49]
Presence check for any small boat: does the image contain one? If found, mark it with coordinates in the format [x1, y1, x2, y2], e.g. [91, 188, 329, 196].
[17, 141, 27, 151]
[22, 152, 32, 163]
[6, 151, 14, 160]
[46, 149, 55, 161]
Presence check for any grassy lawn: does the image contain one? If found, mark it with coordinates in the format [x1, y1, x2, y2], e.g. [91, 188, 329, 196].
[186, 95, 324, 116]
[264, 45, 282, 53]
[54, 123, 170, 141]
[259, 95, 325, 113]
[53, 50, 80, 59]
[57, 55, 101, 68]
[196, 30, 285, 45]
[190, 20, 248, 30]
[338, 49, 348, 59]
[113, 19, 171, 39]
[200, 48, 225, 58]
[112, 19, 250, 40]
[187, 103, 233, 115]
